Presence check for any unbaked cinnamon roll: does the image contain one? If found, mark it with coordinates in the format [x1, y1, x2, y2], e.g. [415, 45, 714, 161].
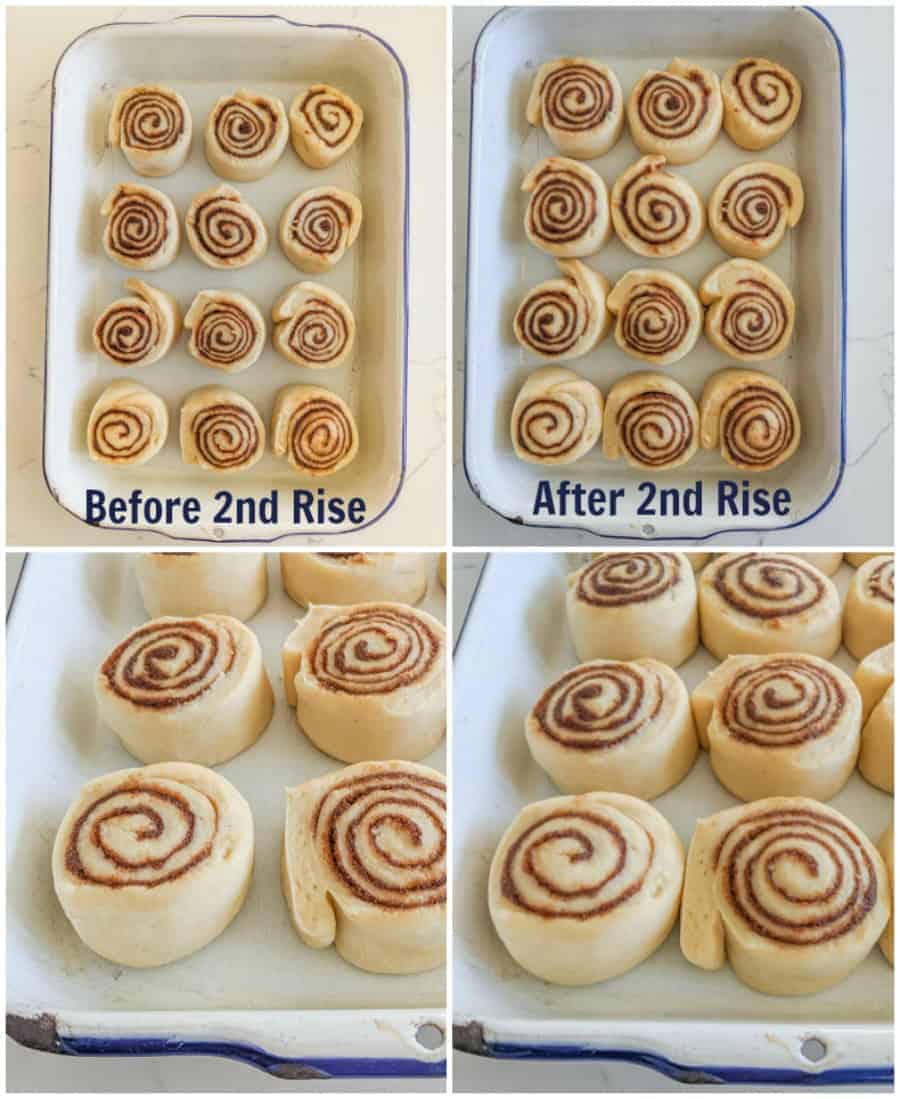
[185, 290, 266, 373]
[52, 762, 254, 968]
[607, 268, 702, 365]
[101, 183, 179, 270]
[526, 58, 624, 159]
[722, 58, 802, 151]
[205, 89, 288, 181]
[627, 59, 723, 165]
[489, 792, 684, 984]
[87, 380, 168, 466]
[279, 188, 362, 274]
[701, 258, 795, 361]
[93, 279, 181, 368]
[602, 372, 699, 470]
[108, 84, 192, 177]
[681, 797, 888, 995]
[280, 553, 429, 608]
[180, 385, 266, 472]
[522, 156, 610, 258]
[699, 368, 800, 471]
[289, 84, 364, 169]
[283, 761, 445, 973]
[510, 365, 603, 465]
[271, 384, 358, 476]
[185, 185, 268, 269]
[513, 259, 611, 362]
[136, 553, 268, 622]
[844, 554, 894, 660]
[272, 282, 355, 369]
[860, 682, 894, 795]
[611, 155, 705, 258]
[709, 162, 804, 259]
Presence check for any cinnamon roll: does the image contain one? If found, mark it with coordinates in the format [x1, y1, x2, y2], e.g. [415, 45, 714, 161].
[701, 258, 795, 362]
[180, 386, 266, 473]
[185, 290, 266, 373]
[513, 259, 611, 363]
[101, 183, 179, 271]
[93, 279, 181, 368]
[489, 793, 684, 985]
[289, 84, 364, 169]
[135, 553, 268, 622]
[271, 384, 358, 477]
[698, 552, 842, 661]
[709, 162, 804, 259]
[681, 797, 888, 995]
[510, 366, 603, 466]
[205, 90, 288, 182]
[272, 282, 355, 370]
[526, 58, 624, 159]
[87, 380, 168, 467]
[96, 614, 274, 766]
[52, 762, 254, 968]
[279, 188, 362, 274]
[843, 554, 894, 660]
[607, 269, 702, 365]
[566, 553, 699, 668]
[879, 827, 893, 965]
[627, 59, 723, 165]
[185, 185, 268, 269]
[280, 553, 428, 608]
[860, 683, 893, 794]
[283, 761, 445, 974]
[526, 658, 698, 800]
[854, 643, 893, 724]
[699, 368, 801, 471]
[108, 84, 192, 177]
[282, 602, 446, 762]
[611, 155, 705, 258]
[690, 653, 861, 802]
[722, 58, 802, 151]
[522, 156, 611, 258]
[602, 372, 699, 470]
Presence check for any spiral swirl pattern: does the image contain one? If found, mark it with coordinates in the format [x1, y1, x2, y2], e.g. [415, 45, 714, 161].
[719, 171, 794, 241]
[312, 768, 446, 909]
[515, 287, 586, 358]
[94, 304, 160, 364]
[720, 383, 796, 468]
[575, 553, 681, 606]
[868, 559, 894, 604]
[719, 278, 789, 356]
[713, 805, 879, 945]
[296, 87, 357, 149]
[539, 64, 615, 134]
[635, 71, 709, 139]
[288, 194, 355, 261]
[527, 165, 598, 246]
[710, 554, 825, 620]
[311, 606, 441, 696]
[615, 390, 695, 467]
[514, 392, 591, 461]
[106, 191, 169, 263]
[730, 60, 797, 126]
[191, 194, 260, 263]
[617, 163, 696, 250]
[286, 396, 356, 473]
[288, 298, 350, 364]
[191, 403, 262, 469]
[118, 88, 185, 151]
[192, 301, 256, 367]
[92, 405, 158, 461]
[212, 95, 279, 159]
[619, 282, 690, 357]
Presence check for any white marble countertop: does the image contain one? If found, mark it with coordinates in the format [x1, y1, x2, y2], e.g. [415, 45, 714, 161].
[453, 6, 894, 548]
[7, 5, 446, 548]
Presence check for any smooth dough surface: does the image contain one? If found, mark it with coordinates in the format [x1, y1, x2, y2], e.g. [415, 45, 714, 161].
[280, 553, 428, 608]
[843, 554, 894, 660]
[135, 553, 268, 621]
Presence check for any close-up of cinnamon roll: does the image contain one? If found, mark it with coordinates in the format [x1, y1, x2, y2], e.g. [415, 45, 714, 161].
[526, 57, 624, 159]
[843, 554, 894, 660]
[204, 89, 289, 181]
[513, 259, 611, 363]
[108, 83, 192, 177]
[180, 385, 266, 473]
[681, 797, 889, 995]
[96, 613, 274, 766]
[93, 279, 181, 368]
[722, 58, 802, 151]
[701, 258, 795, 361]
[699, 367, 801, 471]
[690, 653, 862, 802]
[709, 161, 804, 259]
[185, 184, 268, 269]
[489, 792, 684, 985]
[289, 83, 364, 169]
[698, 552, 842, 661]
[51, 762, 254, 968]
[271, 282, 356, 370]
[279, 187, 363, 274]
[522, 156, 610, 258]
[854, 643, 894, 794]
[510, 365, 604, 466]
[271, 384, 359, 477]
[526, 658, 698, 800]
[602, 372, 699, 470]
[610, 155, 705, 258]
[566, 553, 699, 668]
[280, 552, 429, 608]
[607, 268, 702, 365]
[135, 553, 268, 622]
[184, 290, 266, 373]
[282, 602, 446, 762]
[101, 183, 180, 270]
[86, 380, 168, 467]
[627, 59, 723, 165]
[283, 761, 446, 974]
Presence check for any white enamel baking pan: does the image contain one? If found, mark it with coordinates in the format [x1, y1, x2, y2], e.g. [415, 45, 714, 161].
[463, 7, 846, 540]
[7, 553, 446, 1078]
[452, 553, 892, 1085]
[44, 15, 409, 541]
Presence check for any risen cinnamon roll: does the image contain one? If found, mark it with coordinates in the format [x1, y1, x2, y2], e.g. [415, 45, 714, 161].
[522, 156, 610, 258]
[603, 372, 699, 470]
[205, 89, 288, 181]
[607, 268, 702, 365]
[108, 84, 192, 177]
[272, 282, 355, 370]
[101, 183, 179, 270]
[526, 58, 624, 159]
[510, 365, 603, 466]
[279, 187, 363, 273]
[87, 380, 168, 466]
[611, 155, 705, 258]
[513, 259, 611, 363]
[185, 290, 266, 373]
[699, 368, 800, 472]
[722, 58, 802, 151]
[93, 279, 181, 368]
[185, 185, 268, 269]
[709, 162, 804, 259]
[289, 84, 364, 169]
[843, 554, 894, 661]
[701, 258, 795, 362]
[180, 385, 266, 473]
[280, 553, 428, 608]
[271, 384, 358, 477]
[627, 59, 723, 165]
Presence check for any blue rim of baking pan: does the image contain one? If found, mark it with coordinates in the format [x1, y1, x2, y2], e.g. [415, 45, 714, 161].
[41, 13, 410, 543]
[461, 5, 848, 543]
